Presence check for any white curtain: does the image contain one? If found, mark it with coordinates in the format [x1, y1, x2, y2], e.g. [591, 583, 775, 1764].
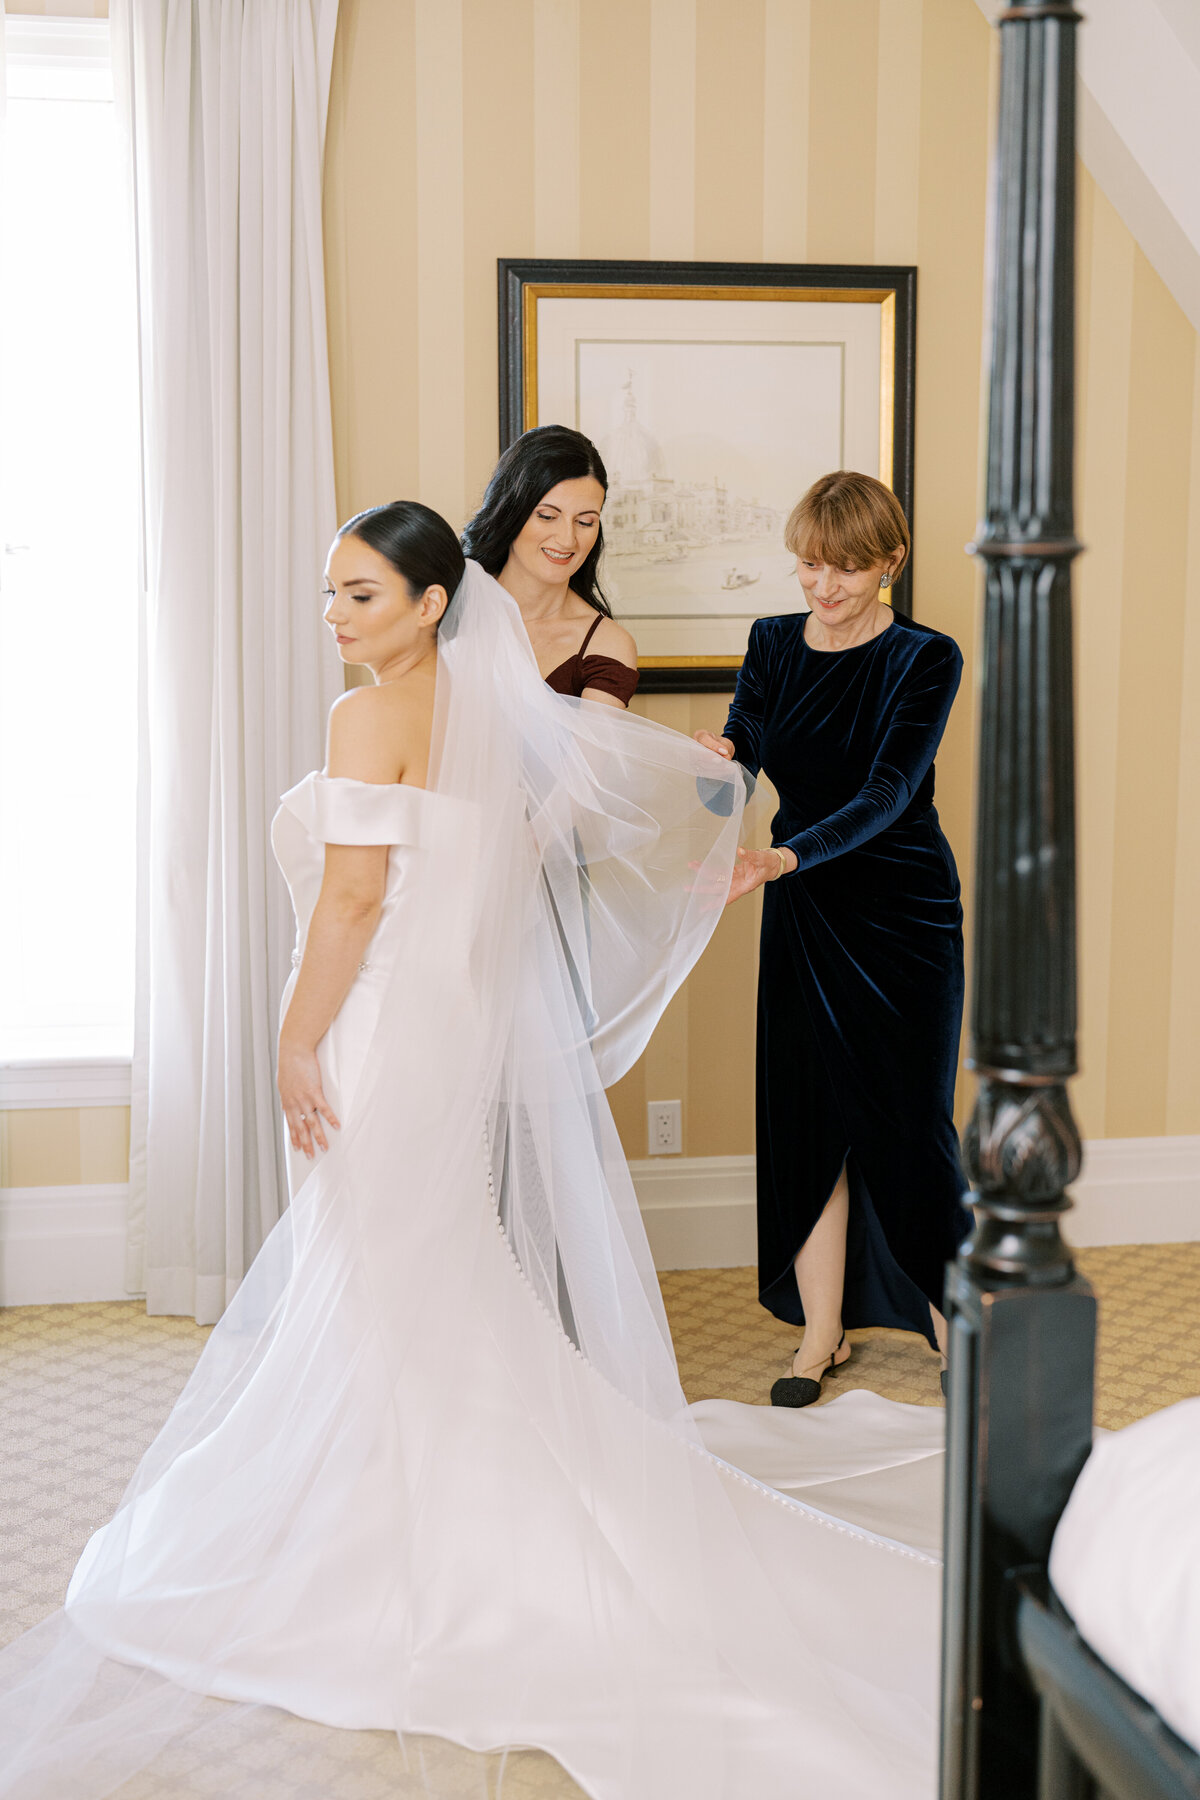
[114, 0, 343, 1323]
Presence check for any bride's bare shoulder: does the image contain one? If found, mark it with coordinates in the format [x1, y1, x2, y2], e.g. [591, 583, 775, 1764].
[325, 681, 421, 783]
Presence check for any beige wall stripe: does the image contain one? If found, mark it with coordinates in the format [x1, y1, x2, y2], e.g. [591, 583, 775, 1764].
[415, 0, 467, 525]
[649, 0, 697, 259]
[579, 1, 652, 257]
[1165, 342, 1200, 1133]
[913, 0, 992, 1122]
[1106, 252, 1193, 1137]
[694, 0, 766, 263]
[324, 0, 422, 516]
[0, 1111, 83, 1188]
[874, 0, 923, 265]
[1074, 178, 1134, 1139]
[762, 0, 811, 262]
[807, 0, 879, 263]
[463, 0, 537, 511]
[533, 0, 582, 258]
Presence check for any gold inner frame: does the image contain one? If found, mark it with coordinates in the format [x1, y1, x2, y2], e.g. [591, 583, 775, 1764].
[520, 281, 902, 672]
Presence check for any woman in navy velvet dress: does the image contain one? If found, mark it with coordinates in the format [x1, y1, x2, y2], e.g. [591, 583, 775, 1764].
[698, 471, 972, 1407]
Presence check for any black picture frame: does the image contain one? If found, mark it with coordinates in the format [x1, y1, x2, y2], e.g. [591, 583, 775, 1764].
[498, 258, 917, 692]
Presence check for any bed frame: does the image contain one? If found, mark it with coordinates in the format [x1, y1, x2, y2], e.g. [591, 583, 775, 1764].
[938, 5, 1200, 1797]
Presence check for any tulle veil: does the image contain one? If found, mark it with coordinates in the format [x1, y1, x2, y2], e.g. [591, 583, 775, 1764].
[0, 563, 941, 1800]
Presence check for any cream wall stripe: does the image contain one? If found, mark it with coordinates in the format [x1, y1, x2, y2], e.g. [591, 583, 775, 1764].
[415, 0, 467, 525]
[1166, 345, 1200, 1133]
[913, 0, 992, 1125]
[0, 1110, 82, 1188]
[1073, 178, 1134, 1139]
[874, 0, 923, 265]
[807, 0, 878, 263]
[1106, 251, 1193, 1137]
[633, 696, 692, 1156]
[762, 0, 810, 262]
[648, 0, 696, 260]
[694, 0, 766, 263]
[324, 0, 422, 516]
[682, 694, 759, 1160]
[533, 0, 581, 258]
[579, 1, 652, 258]
[463, 0, 536, 509]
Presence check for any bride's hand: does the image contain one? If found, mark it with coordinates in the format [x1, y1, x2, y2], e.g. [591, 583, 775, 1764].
[277, 1036, 340, 1159]
[694, 730, 736, 760]
[726, 846, 794, 906]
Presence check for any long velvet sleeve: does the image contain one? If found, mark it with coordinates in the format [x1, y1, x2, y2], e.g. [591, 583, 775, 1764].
[781, 638, 962, 871]
[723, 619, 766, 777]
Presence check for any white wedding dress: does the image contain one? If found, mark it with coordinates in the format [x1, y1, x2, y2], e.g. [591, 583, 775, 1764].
[0, 565, 946, 1800]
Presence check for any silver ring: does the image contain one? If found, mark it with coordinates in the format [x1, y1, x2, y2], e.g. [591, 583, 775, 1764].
[298, 1112, 308, 1121]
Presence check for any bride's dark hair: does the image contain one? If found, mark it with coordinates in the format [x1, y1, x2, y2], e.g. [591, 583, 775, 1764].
[462, 425, 611, 617]
[338, 501, 465, 621]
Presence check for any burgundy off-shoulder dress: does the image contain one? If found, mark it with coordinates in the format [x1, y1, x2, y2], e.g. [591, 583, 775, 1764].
[543, 612, 639, 705]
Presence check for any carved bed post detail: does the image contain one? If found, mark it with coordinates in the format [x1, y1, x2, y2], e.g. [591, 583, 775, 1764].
[939, 4, 1097, 1798]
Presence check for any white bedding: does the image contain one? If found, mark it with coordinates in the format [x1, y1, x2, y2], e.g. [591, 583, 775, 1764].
[1049, 1396, 1200, 1755]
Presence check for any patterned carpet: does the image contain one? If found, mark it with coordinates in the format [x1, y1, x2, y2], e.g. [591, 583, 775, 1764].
[1, 1244, 1197, 1795]
[663, 1242, 1200, 1428]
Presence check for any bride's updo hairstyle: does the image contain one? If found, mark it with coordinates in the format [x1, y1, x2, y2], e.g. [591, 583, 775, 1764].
[337, 500, 466, 625]
[462, 425, 612, 616]
[784, 470, 911, 583]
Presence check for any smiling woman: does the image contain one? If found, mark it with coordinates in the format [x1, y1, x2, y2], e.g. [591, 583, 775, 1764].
[697, 470, 971, 1409]
[462, 425, 639, 708]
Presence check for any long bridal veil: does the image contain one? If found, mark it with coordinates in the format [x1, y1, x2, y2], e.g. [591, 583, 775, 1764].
[0, 564, 940, 1800]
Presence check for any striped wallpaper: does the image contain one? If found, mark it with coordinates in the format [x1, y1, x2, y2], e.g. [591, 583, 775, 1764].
[3, 0, 1196, 1187]
[322, 0, 1200, 1156]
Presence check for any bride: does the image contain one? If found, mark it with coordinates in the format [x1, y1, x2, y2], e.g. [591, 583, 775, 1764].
[0, 503, 945, 1800]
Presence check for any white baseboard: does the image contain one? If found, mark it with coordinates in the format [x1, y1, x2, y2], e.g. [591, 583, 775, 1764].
[0, 1184, 132, 1307]
[1068, 1136, 1200, 1246]
[631, 1138, 1200, 1270]
[2, 1138, 1195, 1307]
[629, 1155, 758, 1269]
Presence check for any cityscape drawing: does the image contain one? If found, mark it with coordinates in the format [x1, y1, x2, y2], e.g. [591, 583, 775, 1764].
[575, 339, 845, 656]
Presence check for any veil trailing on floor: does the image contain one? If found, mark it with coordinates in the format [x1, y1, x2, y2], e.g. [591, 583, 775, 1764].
[0, 564, 941, 1800]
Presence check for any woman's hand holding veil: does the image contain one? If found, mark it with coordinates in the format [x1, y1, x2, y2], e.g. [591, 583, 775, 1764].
[694, 729, 736, 760]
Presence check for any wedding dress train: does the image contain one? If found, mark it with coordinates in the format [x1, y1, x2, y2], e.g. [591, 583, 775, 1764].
[1, 565, 945, 1800]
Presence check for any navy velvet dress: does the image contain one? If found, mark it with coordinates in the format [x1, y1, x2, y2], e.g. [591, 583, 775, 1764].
[724, 610, 972, 1346]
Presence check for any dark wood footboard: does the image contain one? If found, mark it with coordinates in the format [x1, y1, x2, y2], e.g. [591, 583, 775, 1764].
[938, 2, 1096, 1791]
[1018, 1582, 1200, 1800]
[934, 5, 1199, 1799]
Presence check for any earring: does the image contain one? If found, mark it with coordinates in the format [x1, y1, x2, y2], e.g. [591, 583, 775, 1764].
[879, 573, 891, 588]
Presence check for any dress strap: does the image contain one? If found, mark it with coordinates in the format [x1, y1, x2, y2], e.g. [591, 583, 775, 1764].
[578, 612, 604, 659]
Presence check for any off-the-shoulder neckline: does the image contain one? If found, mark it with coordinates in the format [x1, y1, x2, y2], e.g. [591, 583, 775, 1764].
[308, 771, 434, 796]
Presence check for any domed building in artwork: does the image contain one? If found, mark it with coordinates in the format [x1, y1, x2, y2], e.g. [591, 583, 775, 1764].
[598, 371, 782, 558]
[601, 372, 666, 485]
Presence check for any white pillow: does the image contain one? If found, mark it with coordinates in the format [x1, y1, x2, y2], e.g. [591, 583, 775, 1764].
[1049, 1397, 1200, 1754]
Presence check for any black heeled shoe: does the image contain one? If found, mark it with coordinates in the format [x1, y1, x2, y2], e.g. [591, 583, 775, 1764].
[770, 1331, 849, 1409]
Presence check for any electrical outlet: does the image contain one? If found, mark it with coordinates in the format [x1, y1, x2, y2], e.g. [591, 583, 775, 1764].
[647, 1099, 682, 1156]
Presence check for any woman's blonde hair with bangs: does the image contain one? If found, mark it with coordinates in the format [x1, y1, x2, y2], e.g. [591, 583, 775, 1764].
[784, 471, 911, 577]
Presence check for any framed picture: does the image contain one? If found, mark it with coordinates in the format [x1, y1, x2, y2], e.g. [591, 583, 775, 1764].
[498, 259, 916, 691]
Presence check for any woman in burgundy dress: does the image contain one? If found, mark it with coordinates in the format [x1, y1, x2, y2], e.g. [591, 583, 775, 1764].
[463, 428, 638, 1331]
[462, 426, 639, 706]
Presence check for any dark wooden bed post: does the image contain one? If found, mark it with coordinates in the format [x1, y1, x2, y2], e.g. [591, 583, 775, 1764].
[939, 4, 1098, 1798]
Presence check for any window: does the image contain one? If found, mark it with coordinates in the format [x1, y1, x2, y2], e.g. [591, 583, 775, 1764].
[0, 18, 140, 1065]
